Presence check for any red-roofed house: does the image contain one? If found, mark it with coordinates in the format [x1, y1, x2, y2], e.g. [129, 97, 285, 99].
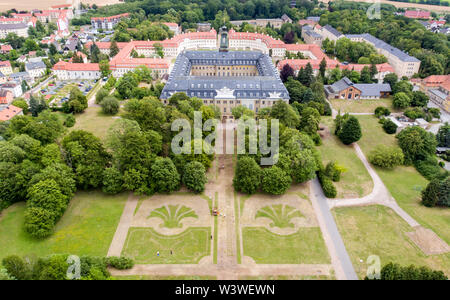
[0, 45, 12, 54]
[52, 61, 101, 80]
[0, 17, 24, 24]
[0, 105, 23, 122]
[404, 10, 431, 19]
[0, 61, 12, 75]
[412, 75, 450, 112]
[0, 89, 13, 107]
[163, 22, 180, 35]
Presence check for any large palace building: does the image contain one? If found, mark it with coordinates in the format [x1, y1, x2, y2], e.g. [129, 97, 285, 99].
[160, 28, 289, 117]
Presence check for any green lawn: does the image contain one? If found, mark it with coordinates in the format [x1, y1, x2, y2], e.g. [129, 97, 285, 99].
[71, 106, 122, 142]
[318, 117, 373, 198]
[356, 115, 450, 244]
[122, 227, 211, 264]
[333, 205, 450, 279]
[242, 227, 330, 264]
[0, 191, 128, 262]
[330, 97, 397, 114]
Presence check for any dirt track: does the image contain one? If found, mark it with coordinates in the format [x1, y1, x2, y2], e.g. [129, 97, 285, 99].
[320, 0, 450, 13]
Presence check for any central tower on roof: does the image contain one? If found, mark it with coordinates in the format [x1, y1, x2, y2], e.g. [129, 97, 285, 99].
[218, 26, 229, 52]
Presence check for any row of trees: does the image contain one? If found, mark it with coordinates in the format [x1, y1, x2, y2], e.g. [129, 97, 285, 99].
[1, 254, 134, 280]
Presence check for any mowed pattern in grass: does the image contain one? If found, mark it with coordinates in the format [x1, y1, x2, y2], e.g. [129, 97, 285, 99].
[333, 205, 450, 278]
[242, 227, 330, 264]
[122, 227, 211, 264]
[318, 117, 373, 198]
[0, 191, 128, 262]
[356, 115, 450, 244]
[330, 98, 396, 114]
[71, 106, 121, 141]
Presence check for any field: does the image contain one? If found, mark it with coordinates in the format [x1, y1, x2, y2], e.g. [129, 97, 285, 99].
[242, 227, 330, 264]
[333, 205, 450, 279]
[330, 98, 396, 114]
[121, 227, 211, 264]
[318, 117, 373, 198]
[71, 106, 122, 141]
[0, 191, 128, 262]
[0, 0, 122, 12]
[356, 115, 450, 244]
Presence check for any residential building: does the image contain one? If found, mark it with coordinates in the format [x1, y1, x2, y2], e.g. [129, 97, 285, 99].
[25, 61, 47, 78]
[320, 24, 344, 41]
[324, 77, 391, 100]
[0, 23, 28, 39]
[52, 61, 101, 80]
[0, 89, 13, 107]
[91, 13, 130, 30]
[197, 23, 212, 32]
[0, 105, 23, 122]
[163, 23, 180, 35]
[0, 82, 23, 97]
[0, 61, 13, 75]
[301, 25, 322, 46]
[0, 45, 12, 54]
[346, 33, 420, 78]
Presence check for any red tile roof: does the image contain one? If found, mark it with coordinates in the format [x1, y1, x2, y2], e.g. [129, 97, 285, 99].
[53, 61, 100, 71]
[0, 61, 11, 68]
[0, 105, 22, 121]
[0, 45, 12, 52]
[404, 10, 431, 19]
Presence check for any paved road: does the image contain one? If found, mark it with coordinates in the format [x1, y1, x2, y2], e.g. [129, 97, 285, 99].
[310, 178, 359, 280]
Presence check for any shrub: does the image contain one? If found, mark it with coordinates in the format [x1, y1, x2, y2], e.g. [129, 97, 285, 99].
[64, 114, 76, 128]
[368, 145, 404, 169]
[318, 170, 337, 198]
[0, 268, 14, 280]
[182, 161, 207, 193]
[23, 207, 55, 238]
[106, 256, 134, 270]
[261, 166, 292, 195]
[101, 96, 120, 115]
[382, 119, 397, 134]
[374, 106, 390, 118]
[404, 107, 425, 120]
[325, 161, 345, 182]
[414, 156, 447, 181]
[2, 255, 31, 280]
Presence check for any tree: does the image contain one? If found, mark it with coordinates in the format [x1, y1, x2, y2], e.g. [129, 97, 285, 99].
[62, 130, 110, 189]
[280, 63, 294, 82]
[270, 100, 300, 128]
[151, 157, 180, 193]
[29, 95, 47, 117]
[421, 178, 449, 207]
[436, 123, 450, 147]
[319, 58, 327, 79]
[233, 156, 261, 194]
[63, 87, 88, 114]
[284, 77, 306, 103]
[95, 88, 109, 104]
[231, 105, 254, 119]
[373, 262, 447, 280]
[383, 73, 398, 88]
[101, 96, 120, 115]
[337, 116, 362, 145]
[382, 119, 397, 134]
[360, 66, 372, 83]
[109, 40, 120, 57]
[397, 126, 437, 163]
[90, 43, 101, 63]
[368, 145, 404, 169]
[27, 179, 68, 219]
[11, 99, 29, 114]
[182, 161, 207, 193]
[102, 167, 124, 194]
[411, 91, 429, 107]
[261, 166, 291, 195]
[393, 92, 411, 109]
[99, 60, 111, 77]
